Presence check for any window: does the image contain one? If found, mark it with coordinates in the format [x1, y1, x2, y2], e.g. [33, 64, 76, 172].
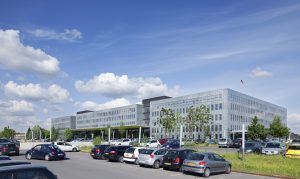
[211, 104, 214, 110]
[213, 154, 225, 161]
[33, 145, 42, 151]
[219, 103, 222, 110]
[219, 114, 222, 120]
[215, 104, 218, 110]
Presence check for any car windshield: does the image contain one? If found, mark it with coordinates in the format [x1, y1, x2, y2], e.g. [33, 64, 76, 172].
[266, 143, 280, 148]
[186, 153, 204, 160]
[288, 146, 300, 150]
[245, 143, 255, 147]
[219, 139, 226, 142]
[166, 150, 179, 156]
[125, 147, 135, 153]
[139, 149, 153, 154]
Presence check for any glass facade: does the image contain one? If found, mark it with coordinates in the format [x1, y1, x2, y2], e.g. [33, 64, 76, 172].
[51, 116, 76, 138]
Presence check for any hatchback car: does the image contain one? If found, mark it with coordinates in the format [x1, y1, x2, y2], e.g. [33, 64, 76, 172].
[218, 138, 233, 148]
[138, 148, 167, 169]
[123, 147, 144, 164]
[182, 152, 231, 177]
[104, 146, 131, 162]
[239, 141, 262, 153]
[90, 145, 110, 159]
[262, 142, 285, 155]
[54, 141, 80, 152]
[25, 144, 65, 161]
[285, 145, 300, 158]
[0, 143, 19, 156]
[146, 140, 161, 148]
[231, 139, 242, 148]
[162, 149, 194, 171]
[291, 139, 300, 145]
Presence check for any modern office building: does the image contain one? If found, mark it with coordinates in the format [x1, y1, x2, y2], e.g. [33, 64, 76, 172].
[149, 88, 287, 139]
[51, 116, 76, 139]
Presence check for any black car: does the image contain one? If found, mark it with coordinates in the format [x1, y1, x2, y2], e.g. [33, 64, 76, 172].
[231, 139, 242, 148]
[0, 143, 19, 156]
[162, 149, 194, 171]
[25, 144, 65, 161]
[0, 160, 31, 167]
[104, 146, 131, 162]
[0, 165, 57, 179]
[90, 145, 110, 159]
[162, 140, 180, 149]
[239, 141, 262, 153]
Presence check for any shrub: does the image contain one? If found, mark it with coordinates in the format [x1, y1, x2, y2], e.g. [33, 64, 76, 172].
[93, 137, 102, 145]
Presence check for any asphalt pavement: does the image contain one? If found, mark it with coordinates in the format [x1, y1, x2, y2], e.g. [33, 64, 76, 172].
[11, 152, 277, 179]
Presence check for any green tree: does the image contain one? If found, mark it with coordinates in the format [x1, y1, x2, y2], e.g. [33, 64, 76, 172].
[26, 128, 32, 140]
[269, 116, 290, 138]
[158, 108, 177, 138]
[51, 127, 59, 141]
[93, 136, 102, 145]
[1, 127, 15, 139]
[64, 128, 73, 141]
[248, 116, 267, 140]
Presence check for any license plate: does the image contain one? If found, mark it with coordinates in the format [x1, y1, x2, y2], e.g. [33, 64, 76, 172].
[164, 163, 171, 165]
[58, 154, 63, 156]
[187, 162, 196, 166]
[91, 153, 94, 156]
[9, 151, 15, 153]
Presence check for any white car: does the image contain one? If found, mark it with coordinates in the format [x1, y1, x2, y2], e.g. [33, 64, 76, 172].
[54, 142, 80, 152]
[123, 147, 144, 164]
[116, 139, 132, 146]
[146, 140, 161, 147]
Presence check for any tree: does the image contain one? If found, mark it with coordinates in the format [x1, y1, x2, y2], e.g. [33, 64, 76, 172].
[269, 116, 290, 138]
[26, 128, 32, 140]
[248, 116, 267, 140]
[158, 108, 177, 138]
[1, 127, 15, 139]
[64, 129, 73, 141]
[93, 136, 102, 145]
[185, 105, 211, 139]
[51, 127, 59, 141]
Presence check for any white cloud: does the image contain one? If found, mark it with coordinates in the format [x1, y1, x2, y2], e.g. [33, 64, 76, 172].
[0, 29, 60, 76]
[76, 98, 131, 111]
[288, 113, 300, 134]
[75, 73, 181, 99]
[4, 81, 70, 104]
[0, 100, 35, 116]
[29, 28, 82, 42]
[250, 67, 273, 78]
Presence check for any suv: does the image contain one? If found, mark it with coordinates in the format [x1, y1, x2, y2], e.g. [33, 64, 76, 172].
[218, 138, 233, 148]
[138, 148, 168, 169]
[90, 145, 110, 159]
[123, 147, 144, 164]
[104, 146, 131, 162]
[0, 143, 19, 156]
[162, 149, 194, 171]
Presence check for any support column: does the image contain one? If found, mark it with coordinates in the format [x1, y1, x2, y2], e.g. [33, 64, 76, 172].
[179, 125, 183, 148]
[126, 130, 128, 138]
[101, 131, 104, 140]
[108, 128, 111, 143]
[138, 127, 142, 144]
[91, 132, 94, 140]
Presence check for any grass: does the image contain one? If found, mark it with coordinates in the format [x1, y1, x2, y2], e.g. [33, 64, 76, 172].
[80, 146, 92, 153]
[221, 153, 300, 179]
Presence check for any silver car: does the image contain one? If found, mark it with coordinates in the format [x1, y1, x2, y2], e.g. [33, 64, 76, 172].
[138, 148, 167, 169]
[182, 152, 231, 177]
[262, 142, 285, 155]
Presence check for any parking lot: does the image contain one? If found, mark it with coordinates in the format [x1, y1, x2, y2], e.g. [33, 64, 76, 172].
[10, 151, 277, 179]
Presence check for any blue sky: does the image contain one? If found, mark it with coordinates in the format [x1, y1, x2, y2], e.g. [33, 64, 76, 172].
[0, 0, 300, 133]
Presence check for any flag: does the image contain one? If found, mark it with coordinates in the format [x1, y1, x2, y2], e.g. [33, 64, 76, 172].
[241, 80, 244, 84]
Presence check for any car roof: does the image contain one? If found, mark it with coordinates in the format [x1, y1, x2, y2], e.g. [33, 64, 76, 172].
[0, 142, 15, 145]
[0, 164, 48, 172]
[0, 160, 31, 167]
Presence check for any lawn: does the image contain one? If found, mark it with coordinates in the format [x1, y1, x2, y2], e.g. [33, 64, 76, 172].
[221, 153, 300, 179]
[80, 146, 92, 153]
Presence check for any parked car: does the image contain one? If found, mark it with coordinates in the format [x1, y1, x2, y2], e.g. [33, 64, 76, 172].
[218, 138, 233, 148]
[0, 156, 11, 160]
[205, 139, 216, 144]
[291, 139, 300, 145]
[182, 152, 232, 177]
[0, 160, 31, 167]
[239, 141, 262, 153]
[123, 147, 144, 164]
[158, 138, 173, 145]
[0, 139, 10, 143]
[0, 165, 58, 179]
[0, 143, 19, 156]
[90, 145, 110, 159]
[262, 142, 285, 155]
[231, 139, 242, 148]
[25, 144, 66, 161]
[54, 141, 80, 152]
[162, 140, 180, 149]
[285, 145, 300, 158]
[104, 146, 131, 162]
[138, 148, 168, 169]
[195, 138, 205, 144]
[162, 149, 194, 171]
[146, 140, 161, 147]
[109, 139, 121, 145]
[115, 139, 131, 146]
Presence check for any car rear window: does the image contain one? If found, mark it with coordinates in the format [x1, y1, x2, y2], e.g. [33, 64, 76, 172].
[105, 147, 117, 152]
[219, 139, 226, 142]
[266, 143, 280, 148]
[245, 143, 255, 147]
[288, 146, 300, 150]
[186, 153, 205, 160]
[140, 149, 154, 154]
[125, 147, 135, 153]
[166, 150, 179, 156]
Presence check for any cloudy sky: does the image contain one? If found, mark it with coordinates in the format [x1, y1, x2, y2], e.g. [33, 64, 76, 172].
[0, 0, 300, 133]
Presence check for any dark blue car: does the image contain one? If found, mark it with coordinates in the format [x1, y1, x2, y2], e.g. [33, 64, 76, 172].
[162, 140, 180, 149]
[25, 144, 65, 161]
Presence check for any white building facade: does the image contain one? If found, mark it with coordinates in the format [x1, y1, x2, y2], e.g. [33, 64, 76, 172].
[51, 116, 76, 139]
[150, 88, 287, 139]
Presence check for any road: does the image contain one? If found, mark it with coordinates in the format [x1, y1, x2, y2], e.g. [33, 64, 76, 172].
[11, 152, 277, 179]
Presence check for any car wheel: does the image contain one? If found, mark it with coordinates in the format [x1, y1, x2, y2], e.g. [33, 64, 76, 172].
[225, 165, 231, 174]
[203, 168, 210, 178]
[146, 145, 149, 147]
[153, 160, 160, 169]
[179, 166, 183, 172]
[72, 148, 77, 152]
[26, 153, 31, 160]
[183, 170, 188, 174]
[45, 154, 50, 161]
[15, 152, 19, 156]
[163, 167, 168, 170]
[118, 156, 124, 163]
[100, 155, 105, 160]
[134, 159, 139, 165]
[139, 164, 144, 167]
